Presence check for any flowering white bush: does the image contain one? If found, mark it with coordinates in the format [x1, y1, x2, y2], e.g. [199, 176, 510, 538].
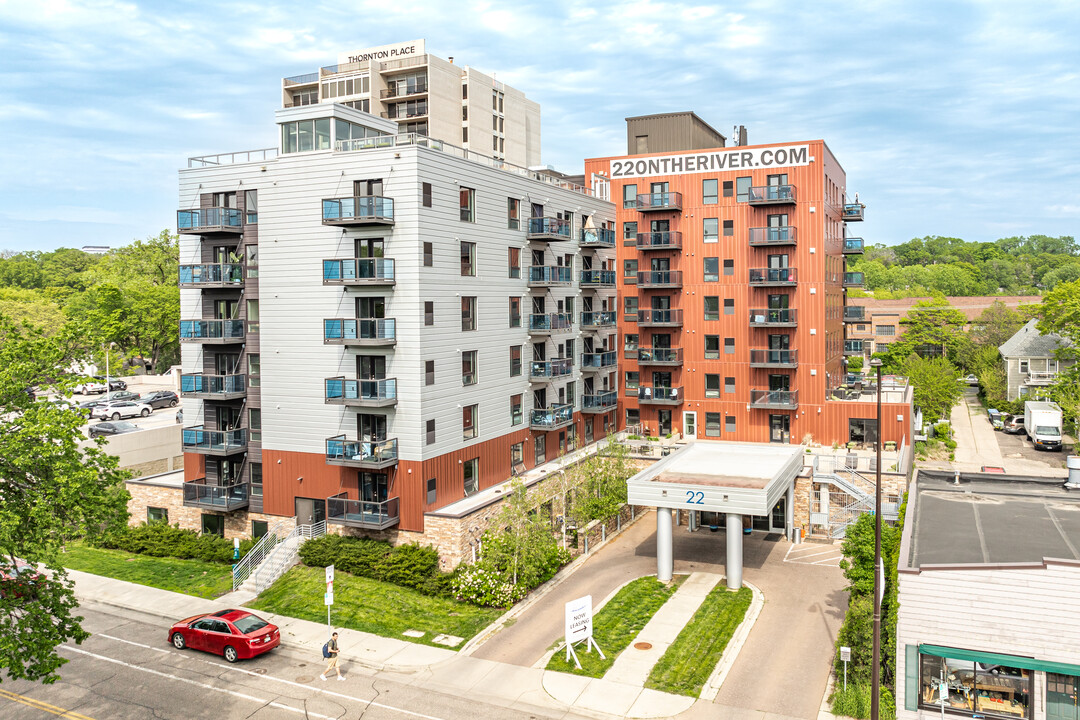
[450, 564, 527, 608]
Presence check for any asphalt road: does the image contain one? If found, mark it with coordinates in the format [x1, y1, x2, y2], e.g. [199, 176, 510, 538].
[0, 603, 561, 720]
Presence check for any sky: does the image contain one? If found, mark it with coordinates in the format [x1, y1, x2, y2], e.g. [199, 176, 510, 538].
[0, 0, 1077, 253]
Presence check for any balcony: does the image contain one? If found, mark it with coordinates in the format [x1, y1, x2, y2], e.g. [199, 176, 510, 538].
[638, 348, 683, 366]
[380, 81, 428, 99]
[580, 269, 616, 288]
[750, 349, 799, 369]
[844, 340, 865, 355]
[321, 196, 395, 226]
[636, 231, 682, 251]
[182, 426, 247, 456]
[177, 207, 243, 234]
[749, 389, 799, 409]
[636, 270, 683, 289]
[325, 435, 399, 470]
[179, 319, 245, 344]
[843, 237, 865, 254]
[749, 226, 797, 247]
[843, 272, 865, 288]
[380, 107, 429, 120]
[747, 185, 796, 206]
[528, 265, 573, 287]
[581, 350, 617, 371]
[180, 374, 246, 400]
[182, 479, 249, 512]
[179, 263, 244, 288]
[527, 217, 572, 242]
[580, 227, 616, 249]
[635, 192, 682, 212]
[530, 358, 573, 382]
[528, 313, 573, 335]
[325, 377, 398, 407]
[749, 309, 797, 327]
[327, 495, 399, 530]
[322, 258, 396, 286]
[1026, 372, 1058, 385]
[582, 391, 617, 414]
[581, 311, 616, 329]
[843, 203, 865, 222]
[843, 306, 866, 323]
[749, 267, 797, 286]
[531, 403, 574, 431]
[637, 386, 683, 404]
[323, 318, 396, 347]
[637, 309, 683, 327]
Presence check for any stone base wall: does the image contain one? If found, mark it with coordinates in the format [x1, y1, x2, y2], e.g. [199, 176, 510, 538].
[125, 455, 184, 479]
[125, 482, 292, 541]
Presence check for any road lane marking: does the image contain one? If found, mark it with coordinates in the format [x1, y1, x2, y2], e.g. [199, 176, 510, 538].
[0, 688, 97, 719]
[88, 634, 449, 720]
[785, 548, 837, 560]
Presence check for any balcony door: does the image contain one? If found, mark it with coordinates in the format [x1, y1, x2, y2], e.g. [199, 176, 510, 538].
[356, 297, 385, 319]
[354, 238, 384, 258]
[651, 295, 670, 310]
[217, 406, 241, 431]
[531, 203, 544, 218]
[533, 342, 547, 361]
[360, 472, 388, 503]
[533, 388, 547, 409]
[768, 335, 790, 350]
[583, 377, 594, 395]
[767, 254, 789, 269]
[653, 333, 671, 350]
[650, 219, 669, 233]
[766, 174, 788, 188]
[215, 352, 240, 375]
[353, 179, 383, 197]
[213, 299, 238, 319]
[650, 182, 669, 194]
[768, 374, 790, 392]
[356, 355, 386, 380]
[768, 294, 789, 309]
[652, 371, 671, 388]
[532, 296, 546, 313]
[650, 257, 670, 272]
[357, 414, 387, 442]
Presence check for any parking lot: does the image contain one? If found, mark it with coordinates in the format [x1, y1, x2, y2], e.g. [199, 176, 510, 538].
[950, 389, 1071, 475]
[42, 375, 185, 437]
[994, 422, 1072, 470]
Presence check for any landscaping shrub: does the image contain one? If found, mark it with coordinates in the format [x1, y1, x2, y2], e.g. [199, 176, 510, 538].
[831, 684, 895, 720]
[373, 543, 441, 590]
[297, 535, 454, 599]
[92, 523, 255, 564]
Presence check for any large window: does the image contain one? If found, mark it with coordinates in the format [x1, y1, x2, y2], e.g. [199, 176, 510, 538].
[201, 514, 225, 537]
[918, 653, 1031, 719]
[703, 179, 718, 204]
[704, 257, 719, 282]
[623, 221, 637, 241]
[705, 412, 721, 437]
[147, 507, 168, 524]
[622, 184, 637, 208]
[463, 458, 479, 495]
[623, 259, 638, 281]
[703, 218, 719, 243]
[849, 418, 879, 445]
[426, 477, 437, 505]
[281, 118, 331, 153]
[244, 190, 258, 224]
[248, 408, 261, 443]
[534, 435, 546, 465]
[705, 335, 719, 359]
[508, 247, 520, 278]
[704, 296, 719, 321]
[876, 325, 896, 336]
[248, 354, 260, 387]
[705, 374, 720, 398]
[736, 176, 752, 202]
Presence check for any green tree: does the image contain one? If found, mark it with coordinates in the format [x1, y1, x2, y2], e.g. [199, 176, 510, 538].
[1038, 279, 1080, 349]
[565, 443, 633, 526]
[969, 301, 1027, 349]
[899, 354, 963, 420]
[0, 317, 131, 684]
[482, 480, 564, 588]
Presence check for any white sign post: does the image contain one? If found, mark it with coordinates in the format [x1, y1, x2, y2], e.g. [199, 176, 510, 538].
[840, 646, 851, 690]
[324, 565, 335, 634]
[564, 595, 604, 670]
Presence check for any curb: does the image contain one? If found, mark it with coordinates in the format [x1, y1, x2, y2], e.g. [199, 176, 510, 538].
[699, 579, 764, 701]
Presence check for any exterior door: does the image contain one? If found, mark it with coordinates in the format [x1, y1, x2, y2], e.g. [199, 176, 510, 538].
[770, 414, 790, 443]
[295, 497, 325, 525]
[658, 410, 672, 435]
[683, 411, 697, 438]
[770, 497, 787, 532]
[1048, 674, 1080, 720]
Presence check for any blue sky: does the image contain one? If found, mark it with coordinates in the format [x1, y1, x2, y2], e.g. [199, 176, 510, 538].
[1, 0, 1077, 252]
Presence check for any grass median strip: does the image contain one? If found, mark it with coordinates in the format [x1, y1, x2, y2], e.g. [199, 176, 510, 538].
[60, 543, 234, 599]
[546, 575, 686, 678]
[645, 585, 752, 697]
[247, 565, 503, 649]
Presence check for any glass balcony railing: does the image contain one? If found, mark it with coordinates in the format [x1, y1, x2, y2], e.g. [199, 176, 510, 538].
[182, 425, 247, 454]
[749, 226, 797, 246]
[580, 227, 616, 248]
[528, 313, 573, 333]
[323, 318, 396, 344]
[582, 391, 617, 412]
[324, 377, 397, 405]
[750, 389, 799, 408]
[177, 207, 242, 233]
[581, 350, 617, 369]
[179, 263, 244, 286]
[749, 349, 799, 367]
[747, 185, 796, 205]
[530, 404, 573, 430]
[637, 386, 683, 403]
[180, 374, 246, 397]
[530, 358, 573, 380]
[637, 348, 683, 364]
[637, 270, 682, 288]
[527, 217, 571, 240]
[179, 319, 245, 342]
[322, 258, 395, 284]
[843, 272, 865, 287]
[843, 306, 866, 322]
[580, 269, 616, 286]
[843, 237, 865, 254]
[843, 203, 865, 222]
[380, 80, 428, 98]
[528, 266, 573, 285]
[636, 231, 682, 250]
[182, 480, 249, 511]
[581, 311, 616, 328]
[749, 308, 797, 326]
[749, 267, 798, 285]
[327, 495, 399, 529]
[322, 196, 395, 225]
[635, 192, 682, 211]
[325, 435, 399, 468]
[844, 340, 865, 355]
[637, 309, 683, 326]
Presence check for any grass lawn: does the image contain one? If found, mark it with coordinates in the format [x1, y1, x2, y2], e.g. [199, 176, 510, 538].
[60, 543, 234, 599]
[247, 565, 503, 649]
[646, 585, 752, 697]
[546, 575, 686, 678]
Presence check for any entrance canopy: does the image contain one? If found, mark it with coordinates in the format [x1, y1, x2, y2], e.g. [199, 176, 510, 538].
[627, 441, 803, 517]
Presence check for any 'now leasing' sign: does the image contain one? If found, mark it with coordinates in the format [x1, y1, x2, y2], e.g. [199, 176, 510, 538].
[610, 144, 811, 179]
[565, 595, 593, 643]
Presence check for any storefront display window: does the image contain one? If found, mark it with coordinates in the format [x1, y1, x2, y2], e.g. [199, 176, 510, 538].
[919, 654, 1031, 718]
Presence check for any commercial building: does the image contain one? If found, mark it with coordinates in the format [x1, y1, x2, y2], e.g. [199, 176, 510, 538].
[584, 114, 913, 448]
[999, 319, 1073, 401]
[896, 469, 1080, 720]
[281, 39, 541, 168]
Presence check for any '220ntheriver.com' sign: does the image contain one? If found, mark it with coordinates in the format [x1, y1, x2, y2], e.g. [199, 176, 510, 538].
[610, 144, 811, 179]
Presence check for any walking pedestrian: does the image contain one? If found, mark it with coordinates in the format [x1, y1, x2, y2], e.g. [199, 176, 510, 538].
[320, 631, 344, 681]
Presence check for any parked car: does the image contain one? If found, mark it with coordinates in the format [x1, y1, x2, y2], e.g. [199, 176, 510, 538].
[168, 610, 280, 663]
[93, 376, 127, 391]
[142, 390, 179, 409]
[964, 374, 979, 386]
[91, 401, 153, 420]
[0, 560, 43, 599]
[1003, 414, 1025, 435]
[73, 379, 108, 395]
[104, 390, 141, 403]
[88, 420, 141, 438]
[76, 398, 108, 416]
[987, 408, 1004, 430]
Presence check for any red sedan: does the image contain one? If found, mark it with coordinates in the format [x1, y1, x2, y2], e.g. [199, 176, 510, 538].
[0, 560, 43, 599]
[168, 609, 280, 663]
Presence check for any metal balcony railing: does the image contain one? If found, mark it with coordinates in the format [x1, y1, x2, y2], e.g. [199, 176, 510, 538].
[581, 350, 617, 370]
[327, 495, 399, 530]
[179, 263, 244, 287]
[324, 377, 397, 407]
[636, 270, 683, 288]
[749, 309, 797, 326]
[528, 266, 573, 286]
[380, 80, 428, 98]
[527, 217, 571, 241]
[749, 349, 799, 368]
[635, 192, 682, 211]
[636, 231, 682, 251]
[180, 374, 247, 399]
[637, 386, 683, 403]
[582, 391, 617, 412]
[749, 267, 798, 285]
[325, 435, 398, 469]
[843, 203, 865, 222]
[530, 404, 574, 430]
[636, 309, 683, 326]
[581, 311, 616, 328]
[530, 358, 573, 380]
[177, 207, 243, 233]
[843, 272, 865, 287]
[323, 318, 396, 345]
[843, 306, 866, 322]
[750, 389, 799, 409]
[182, 480, 249, 511]
[844, 340, 865, 355]
[580, 269, 616, 287]
[843, 238, 865, 254]
[749, 226, 797, 246]
[637, 348, 683, 365]
[179, 319, 245, 342]
[580, 227, 616, 248]
[528, 313, 573, 334]
[747, 185, 796, 205]
[321, 196, 394, 225]
[182, 426, 248, 455]
[322, 258, 395, 285]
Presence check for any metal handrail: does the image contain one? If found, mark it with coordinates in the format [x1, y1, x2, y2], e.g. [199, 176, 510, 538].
[232, 517, 293, 591]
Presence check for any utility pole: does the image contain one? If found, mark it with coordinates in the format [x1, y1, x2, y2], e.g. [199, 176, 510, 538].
[870, 357, 884, 720]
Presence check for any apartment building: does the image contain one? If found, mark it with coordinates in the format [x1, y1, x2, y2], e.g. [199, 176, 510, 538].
[176, 100, 615, 543]
[281, 39, 541, 168]
[584, 114, 913, 447]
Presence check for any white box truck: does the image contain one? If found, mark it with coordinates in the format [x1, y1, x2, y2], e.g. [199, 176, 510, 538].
[1024, 401, 1063, 451]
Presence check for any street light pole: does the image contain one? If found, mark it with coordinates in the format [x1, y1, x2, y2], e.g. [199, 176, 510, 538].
[870, 357, 883, 720]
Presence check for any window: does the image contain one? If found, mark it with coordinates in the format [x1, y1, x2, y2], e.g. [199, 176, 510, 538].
[201, 514, 224, 537]
[918, 653, 1031, 719]
[281, 118, 331, 153]
[246, 299, 259, 333]
[425, 360, 435, 386]
[725, 415, 736, 433]
[849, 418, 879, 445]
[422, 182, 432, 207]
[424, 301, 434, 326]
[511, 394, 523, 425]
[250, 463, 262, 498]
[249, 408, 261, 442]
[511, 442, 524, 470]
[463, 405, 478, 440]
[248, 354, 260, 387]
[462, 351, 477, 385]
[624, 333, 639, 358]
[622, 184, 637, 208]
[623, 221, 637, 241]
[244, 190, 258, 224]
[1019, 359, 1029, 373]
[147, 507, 168, 524]
[508, 247, 520, 278]
[245, 244, 258, 279]
[705, 374, 720, 398]
[703, 218, 719, 243]
[723, 180, 733, 197]
[723, 259, 735, 276]
[704, 257, 719, 282]
[566, 380, 575, 407]
[623, 259, 638, 281]
[460, 242, 475, 276]
[724, 337, 735, 354]
[459, 187, 475, 222]
[704, 296, 720, 321]
[705, 335, 719, 359]
[423, 242, 433, 267]
[725, 376, 736, 394]
[461, 296, 476, 331]
[625, 371, 639, 393]
[623, 296, 638, 321]
[876, 325, 896, 336]
[705, 413, 721, 437]
[510, 345, 522, 376]
[463, 458, 479, 495]
[426, 419, 435, 445]
[509, 297, 521, 327]
[461, 83, 467, 99]
[534, 435, 546, 465]
[426, 477, 437, 505]
[723, 219, 734, 237]
[736, 176, 752, 202]
[251, 520, 268, 540]
[462, 127, 469, 144]
[703, 179, 718, 204]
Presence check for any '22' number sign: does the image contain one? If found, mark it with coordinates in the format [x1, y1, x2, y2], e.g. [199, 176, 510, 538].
[685, 491, 704, 505]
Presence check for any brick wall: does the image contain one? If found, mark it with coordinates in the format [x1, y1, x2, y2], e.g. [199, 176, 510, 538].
[124, 482, 293, 540]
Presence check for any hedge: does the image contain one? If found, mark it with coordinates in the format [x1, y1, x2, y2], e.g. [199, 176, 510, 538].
[298, 535, 454, 598]
[92, 523, 256, 564]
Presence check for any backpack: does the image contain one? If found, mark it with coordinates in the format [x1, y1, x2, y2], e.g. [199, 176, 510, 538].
[322, 642, 331, 659]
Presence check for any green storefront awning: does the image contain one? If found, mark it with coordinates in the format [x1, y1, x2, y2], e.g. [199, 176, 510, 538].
[920, 644, 1080, 677]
